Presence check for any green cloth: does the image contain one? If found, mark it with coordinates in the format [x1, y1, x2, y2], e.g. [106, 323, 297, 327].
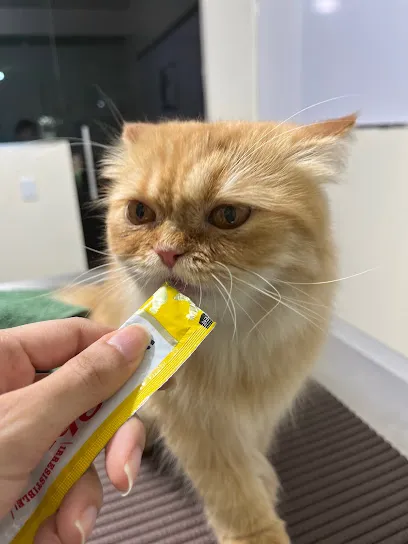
[0, 290, 89, 329]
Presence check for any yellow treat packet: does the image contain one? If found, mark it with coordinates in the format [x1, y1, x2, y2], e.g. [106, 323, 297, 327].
[1, 283, 215, 544]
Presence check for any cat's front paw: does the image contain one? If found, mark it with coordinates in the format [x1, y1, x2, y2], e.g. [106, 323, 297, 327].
[221, 522, 291, 544]
[223, 535, 290, 544]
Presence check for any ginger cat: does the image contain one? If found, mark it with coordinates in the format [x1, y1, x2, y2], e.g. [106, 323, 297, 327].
[61, 115, 355, 543]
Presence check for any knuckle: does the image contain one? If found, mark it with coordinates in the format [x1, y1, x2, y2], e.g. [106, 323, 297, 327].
[0, 333, 19, 361]
[73, 352, 105, 391]
[64, 316, 86, 331]
[65, 317, 112, 351]
[0, 333, 33, 394]
[0, 333, 22, 372]
[73, 344, 119, 393]
[65, 317, 90, 348]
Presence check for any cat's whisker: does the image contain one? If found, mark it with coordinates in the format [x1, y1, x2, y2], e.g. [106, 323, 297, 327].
[84, 246, 111, 258]
[230, 297, 271, 342]
[265, 292, 325, 321]
[276, 94, 358, 129]
[233, 284, 268, 311]
[231, 276, 324, 332]
[215, 264, 320, 328]
[75, 261, 110, 274]
[70, 141, 110, 151]
[94, 267, 141, 312]
[85, 246, 154, 261]
[258, 284, 325, 323]
[60, 268, 113, 289]
[228, 264, 327, 307]
[215, 261, 234, 311]
[212, 275, 230, 320]
[33, 136, 111, 151]
[280, 295, 329, 309]
[93, 119, 120, 142]
[227, 268, 326, 322]
[244, 116, 352, 168]
[125, 264, 153, 294]
[124, 262, 146, 280]
[213, 275, 238, 338]
[213, 282, 228, 317]
[62, 266, 138, 320]
[265, 276, 324, 305]
[94, 84, 124, 129]
[13, 262, 115, 305]
[211, 274, 238, 340]
[222, 274, 282, 335]
[248, 297, 281, 336]
[55, 266, 132, 304]
[228, 117, 352, 192]
[233, 267, 326, 321]
[230, 265, 282, 303]
[213, 283, 239, 343]
[231, 95, 357, 174]
[274, 267, 377, 286]
[211, 285, 218, 315]
[198, 280, 203, 309]
[216, 261, 288, 337]
[64, 136, 110, 148]
[232, 299, 269, 346]
[233, 299, 255, 325]
[65, 264, 127, 287]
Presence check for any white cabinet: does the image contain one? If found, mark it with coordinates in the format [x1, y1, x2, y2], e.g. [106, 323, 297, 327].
[0, 141, 87, 282]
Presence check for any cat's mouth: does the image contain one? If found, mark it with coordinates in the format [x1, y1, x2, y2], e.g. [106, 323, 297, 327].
[166, 277, 203, 299]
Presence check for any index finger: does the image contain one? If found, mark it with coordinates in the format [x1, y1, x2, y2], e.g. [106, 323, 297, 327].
[3, 318, 114, 371]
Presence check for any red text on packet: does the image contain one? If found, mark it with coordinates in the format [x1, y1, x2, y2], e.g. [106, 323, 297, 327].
[13, 403, 104, 513]
[49, 403, 103, 450]
[14, 445, 67, 511]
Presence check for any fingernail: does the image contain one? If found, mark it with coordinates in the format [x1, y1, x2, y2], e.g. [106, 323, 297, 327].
[107, 325, 150, 361]
[74, 505, 97, 544]
[122, 446, 143, 497]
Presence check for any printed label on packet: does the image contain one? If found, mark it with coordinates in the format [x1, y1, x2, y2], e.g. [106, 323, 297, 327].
[0, 284, 215, 544]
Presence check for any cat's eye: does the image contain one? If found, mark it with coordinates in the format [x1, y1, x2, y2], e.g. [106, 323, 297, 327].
[126, 200, 156, 225]
[208, 205, 251, 230]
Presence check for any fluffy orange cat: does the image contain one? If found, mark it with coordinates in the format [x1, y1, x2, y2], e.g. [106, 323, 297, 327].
[61, 115, 355, 543]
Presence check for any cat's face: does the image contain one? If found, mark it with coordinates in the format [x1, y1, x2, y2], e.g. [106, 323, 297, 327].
[103, 117, 355, 314]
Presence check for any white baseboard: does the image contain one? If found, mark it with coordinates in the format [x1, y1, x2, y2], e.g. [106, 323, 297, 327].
[313, 318, 408, 459]
[331, 317, 408, 384]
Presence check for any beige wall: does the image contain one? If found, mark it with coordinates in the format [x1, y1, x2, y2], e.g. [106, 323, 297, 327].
[329, 127, 408, 357]
[200, 0, 257, 121]
[199, 3, 407, 357]
[0, 141, 87, 282]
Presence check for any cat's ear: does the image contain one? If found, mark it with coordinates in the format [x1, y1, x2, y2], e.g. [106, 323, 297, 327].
[298, 113, 357, 139]
[122, 122, 151, 143]
[290, 113, 357, 182]
[103, 123, 151, 179]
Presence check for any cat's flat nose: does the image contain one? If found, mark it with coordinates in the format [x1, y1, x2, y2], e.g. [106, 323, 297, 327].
[155, 249, 184, 269]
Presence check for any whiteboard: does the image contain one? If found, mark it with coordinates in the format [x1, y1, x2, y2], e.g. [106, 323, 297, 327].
[258, 0, 408, 125]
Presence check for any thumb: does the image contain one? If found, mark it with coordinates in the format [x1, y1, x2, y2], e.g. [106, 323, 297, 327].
[21, 324, 150, 450]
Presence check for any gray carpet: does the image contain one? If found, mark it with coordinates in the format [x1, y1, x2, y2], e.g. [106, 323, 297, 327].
[90, 384, 408, 544]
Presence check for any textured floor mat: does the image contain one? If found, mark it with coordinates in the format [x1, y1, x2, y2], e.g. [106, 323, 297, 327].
[90, 384, 408, 544]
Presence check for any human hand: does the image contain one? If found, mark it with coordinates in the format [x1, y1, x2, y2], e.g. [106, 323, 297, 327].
[0, 318, 150, 543]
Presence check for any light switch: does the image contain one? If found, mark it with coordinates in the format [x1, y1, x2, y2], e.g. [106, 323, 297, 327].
[20, 177, 38, 202]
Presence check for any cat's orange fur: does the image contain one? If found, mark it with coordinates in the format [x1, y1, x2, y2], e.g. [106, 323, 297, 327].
[60, 115, 355, 543]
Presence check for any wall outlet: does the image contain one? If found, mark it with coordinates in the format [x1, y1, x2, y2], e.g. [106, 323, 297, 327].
[20, 177, 38, 202]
